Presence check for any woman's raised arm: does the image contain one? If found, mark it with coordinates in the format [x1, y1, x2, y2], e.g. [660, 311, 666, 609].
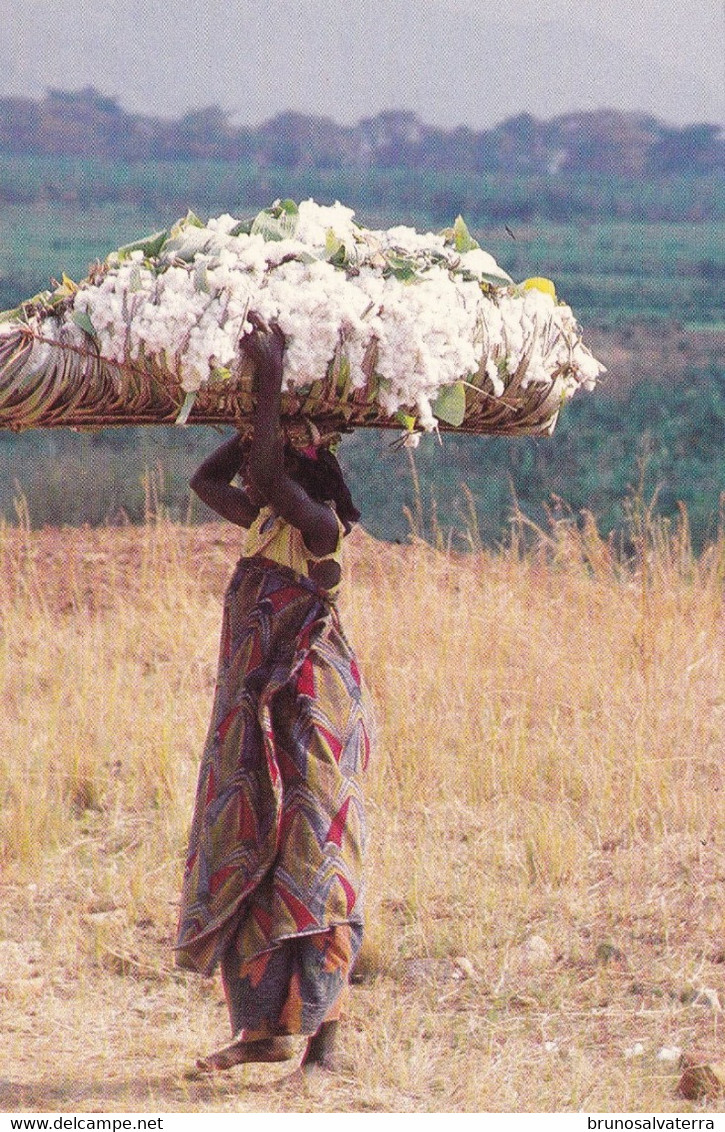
[189, 433, 261, 528]
[246, 319, 339, 558]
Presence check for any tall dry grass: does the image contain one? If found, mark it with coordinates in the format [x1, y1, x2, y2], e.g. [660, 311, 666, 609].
[0, 495, 724, 1112]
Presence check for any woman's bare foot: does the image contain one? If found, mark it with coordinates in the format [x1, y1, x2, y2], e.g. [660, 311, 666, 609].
[300, 1020, 339, 1074]
[194, 1035, 294, 1073]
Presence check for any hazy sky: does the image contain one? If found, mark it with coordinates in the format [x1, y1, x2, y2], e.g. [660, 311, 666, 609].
[2, 0, 723, 127]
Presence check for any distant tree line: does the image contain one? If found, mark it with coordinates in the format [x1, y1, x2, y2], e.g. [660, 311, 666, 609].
[1, 88, 723, 177]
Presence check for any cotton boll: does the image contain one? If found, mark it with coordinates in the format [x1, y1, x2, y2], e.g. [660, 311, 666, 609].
[206, 214, 238, 235]
[49, 207, 602, 423]
[367, 270, 482, 414]
[415, 394, 438, 432]
[485, 359, 505, 397]
[460, 247, 512, 283]
[26, 334, 55, 368]
[572, 344, 604, 388]
[382, 225, 447, 258]
[179, 354, 207, 392]
[218, 235, 268, 277]
[262, 237, 311, 268]
[522, 287, 556, 320]
[296, 200, 357, 248]
[256, 257, 376, 390]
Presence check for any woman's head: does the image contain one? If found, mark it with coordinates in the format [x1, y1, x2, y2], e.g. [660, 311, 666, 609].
[284, 443, 361, 533]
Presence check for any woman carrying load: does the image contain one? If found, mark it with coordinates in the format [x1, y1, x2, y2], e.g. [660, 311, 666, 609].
[175, 317, 373, 1074]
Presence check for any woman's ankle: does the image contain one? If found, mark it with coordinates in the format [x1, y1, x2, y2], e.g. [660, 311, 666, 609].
[302, 1020, 339, 1070]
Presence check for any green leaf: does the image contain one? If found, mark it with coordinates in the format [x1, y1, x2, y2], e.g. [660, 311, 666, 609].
[70, 310, 98, 340]
[0, 290, 53, 322]
[479, 271, 514, 288]
[127, 265, 144, 293]
[383, 253, 419, 282]
[440, 216, 480, 254]
[250, 199, 299, 242]
[116, 229, 168, 261]
[452, 215, 479, 254]
[161, 226, 214, 263]
[325, 229, 347, 266]
[336, 356, 352, 398]
[169, 211, 204, 238]
[250, 210, 297, 242]
[175, 390, 197, 426]
[302, 379, 325, 412]
[432, 381, 467, 427]
[193, 262, 210, 293]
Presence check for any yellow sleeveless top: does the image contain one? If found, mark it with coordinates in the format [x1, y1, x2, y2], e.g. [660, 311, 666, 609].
[245, 506, 345, 594]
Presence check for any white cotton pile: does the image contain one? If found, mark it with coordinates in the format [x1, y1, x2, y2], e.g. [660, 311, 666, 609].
[34, 199, 604, 431]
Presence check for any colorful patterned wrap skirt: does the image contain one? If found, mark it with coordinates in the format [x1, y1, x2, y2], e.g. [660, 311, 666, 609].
[175, 556, 372, 1040]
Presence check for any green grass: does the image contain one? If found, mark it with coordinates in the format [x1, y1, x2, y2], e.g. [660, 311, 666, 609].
[472, 221, 725, 324]
[0, 202, 166, 310]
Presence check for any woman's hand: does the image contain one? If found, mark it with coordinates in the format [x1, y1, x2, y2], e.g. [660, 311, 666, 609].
[243, 314, 285, 390]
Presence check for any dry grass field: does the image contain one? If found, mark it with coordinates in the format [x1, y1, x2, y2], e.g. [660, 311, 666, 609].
[1, 501, 724, 1113]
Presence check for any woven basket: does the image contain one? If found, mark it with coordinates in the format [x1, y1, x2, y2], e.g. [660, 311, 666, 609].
[0, 319, 570, 437]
